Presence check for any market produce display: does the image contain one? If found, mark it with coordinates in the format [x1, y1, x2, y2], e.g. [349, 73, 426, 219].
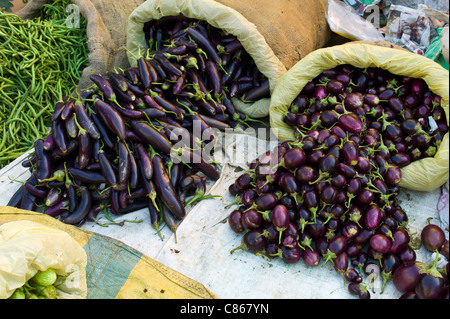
[0, 0, 89, 168]
[227, 64, 449, 299]
[5, 16, 270, 238]
[8, 268, 60, 299]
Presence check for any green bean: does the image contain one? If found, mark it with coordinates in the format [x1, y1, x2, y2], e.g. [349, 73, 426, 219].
[0, 1, 89, 168]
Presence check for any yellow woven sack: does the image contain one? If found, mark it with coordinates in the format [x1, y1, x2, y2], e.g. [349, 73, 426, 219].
[270, 41, 449, 192]
[0, 207, 217, 299]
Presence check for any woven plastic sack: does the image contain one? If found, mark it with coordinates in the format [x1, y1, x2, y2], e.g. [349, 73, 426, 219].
[0, 207, 217, 299]
[270, 41, 449, 192]
[0, 218, 87, 299]
[126, 0, 330, 118]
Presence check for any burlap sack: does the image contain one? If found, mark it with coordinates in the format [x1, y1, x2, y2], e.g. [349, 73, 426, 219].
[16, 0, 144, 90]
[215, 0, 331, 70]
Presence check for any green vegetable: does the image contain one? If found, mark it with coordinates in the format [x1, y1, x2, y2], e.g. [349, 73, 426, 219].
[33, 283, 57, 299]
[8, 287, 26, 299]
[30, 268, 58, 287]
[8, 268, 60, 299]
[0, 0, 89, 168]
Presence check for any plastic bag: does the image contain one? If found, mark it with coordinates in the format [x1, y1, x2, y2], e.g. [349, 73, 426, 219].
[0, 218, 87, 299]
[269, 41, 449, 192]
[384, 4, 435, 55]
[425, 27, 449, 70]
[326, 0, 385, 41]
[126, 0, 330, 118]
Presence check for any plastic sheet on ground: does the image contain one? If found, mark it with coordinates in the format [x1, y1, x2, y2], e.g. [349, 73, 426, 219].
[0, 133, 447, 299]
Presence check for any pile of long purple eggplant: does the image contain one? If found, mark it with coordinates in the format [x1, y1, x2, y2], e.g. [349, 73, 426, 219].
[6, 16, 272, 237]
[227, 64, 449, 299]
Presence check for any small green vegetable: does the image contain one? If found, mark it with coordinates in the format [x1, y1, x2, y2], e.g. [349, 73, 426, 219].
[30, 268, 58, 287]
[33, 283, 57, 299]
[8, 287, 26, 299]
[0, 0, 89, 168]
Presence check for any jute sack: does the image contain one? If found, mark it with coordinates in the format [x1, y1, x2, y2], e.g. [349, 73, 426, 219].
[126, 0, 330, 118]
[16, 0, 144, 90]
[270, 41, 449, 192]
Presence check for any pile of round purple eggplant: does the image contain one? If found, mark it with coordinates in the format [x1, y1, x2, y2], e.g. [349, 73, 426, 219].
[227, 64, 449, 299]
[6, 16, 271, 237]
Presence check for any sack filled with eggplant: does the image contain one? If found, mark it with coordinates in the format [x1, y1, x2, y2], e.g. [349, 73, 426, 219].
[126, 0, 321, 118]
[269, 41, 449, 191]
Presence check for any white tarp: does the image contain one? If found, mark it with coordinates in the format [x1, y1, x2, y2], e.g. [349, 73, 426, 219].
[0, 133, 447, 299]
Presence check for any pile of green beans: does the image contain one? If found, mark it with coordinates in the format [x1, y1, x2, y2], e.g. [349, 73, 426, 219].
[0, 0, 89, 168]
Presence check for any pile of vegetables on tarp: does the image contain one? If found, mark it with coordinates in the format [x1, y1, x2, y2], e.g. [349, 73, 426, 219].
[226, 49, 449, 298]
[0, 0, 89, 168]
[6, 15, 273, 240]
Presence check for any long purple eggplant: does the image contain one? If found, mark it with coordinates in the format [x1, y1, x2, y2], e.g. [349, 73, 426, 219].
[51, 139, 78, 161]
[7, 184, 26, 208]
[90, 74, 117, 103]
[52, 101, 65, 121]
[108, 72, 129, 92]
[74, 100, 101, 140]
[124, 67, 140, 85]
[222, 50, 242, 86]
[117, 140, 130, 189]
[186, 27, 221, 65]
[52, 119, 69, 154]
[147, 197, 162, 238]
[89, 112, 115, 149]
[180, 149, 220, 181]
[145, 59, 159, 82]
[68, 167, 106, 184]
[61, 98, 75, 121]
[136, 144, 153, 179]
[199, 114, 231, 131]
[206, 61, 222, 99]
[98, 150, 118, 189]
[62, 186, 92, 225]
[130, 120, 172, 154]
[138, 57, 152, 89]
[152, 52, 183, 77]
[20, 189, 37, 211]
[64, 114, 79, 138]
[152, 154, 186, 219]
[34, 138, 53, 183]
[162, 203, 179, 242]
[242, 79, 270, 102]
[149, 91, 184, 121]
[77, 130, 92, 170]
[141, 108, 167, 119]
[128, 152, 140, 188]
[136, 156, 159, 212]
[94, 98, 126, 140]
